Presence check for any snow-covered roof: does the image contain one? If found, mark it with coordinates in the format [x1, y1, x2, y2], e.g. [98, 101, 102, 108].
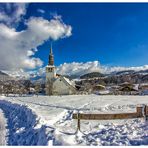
[59, 76, 76, 91]
[94, 84, 105, 88]
[133, 84, 139, 91]
[46, 65, 55, 68]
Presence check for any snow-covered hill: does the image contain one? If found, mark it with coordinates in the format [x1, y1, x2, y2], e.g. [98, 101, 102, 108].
[0, 95, 148, 146]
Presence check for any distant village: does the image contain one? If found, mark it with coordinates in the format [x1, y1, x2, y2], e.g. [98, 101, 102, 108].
[0, 45, 148, 96]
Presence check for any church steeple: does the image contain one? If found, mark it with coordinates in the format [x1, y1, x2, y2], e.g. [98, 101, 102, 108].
[48, 43, 54, 65]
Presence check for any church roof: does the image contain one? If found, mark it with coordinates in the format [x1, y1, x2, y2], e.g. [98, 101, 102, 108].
[59, 76, 76, 91]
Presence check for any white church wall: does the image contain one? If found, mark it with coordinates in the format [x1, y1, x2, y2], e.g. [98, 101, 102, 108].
[53, 78, 74, 95]
[46, 66, 56, 79]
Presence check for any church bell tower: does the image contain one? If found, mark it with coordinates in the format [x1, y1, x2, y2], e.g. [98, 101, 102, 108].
[46, 43, 56, 80]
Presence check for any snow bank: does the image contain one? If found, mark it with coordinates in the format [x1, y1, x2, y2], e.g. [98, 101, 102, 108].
[0, 109, 7, 145]
[1, 95, 148, 146]
[0, 100, 52, 145]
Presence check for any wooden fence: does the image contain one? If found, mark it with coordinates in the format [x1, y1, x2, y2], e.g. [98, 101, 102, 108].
[72, 105, 148, 131]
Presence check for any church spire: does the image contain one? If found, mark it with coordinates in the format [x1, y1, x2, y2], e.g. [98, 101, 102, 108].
[48, 42, 54, 65]
[50, 42, 53, 55]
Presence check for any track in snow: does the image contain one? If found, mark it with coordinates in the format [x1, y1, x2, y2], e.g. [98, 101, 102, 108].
[0, 109, 7, 145]
[0, 100, 52, 146]
[1, 95, 148, 146]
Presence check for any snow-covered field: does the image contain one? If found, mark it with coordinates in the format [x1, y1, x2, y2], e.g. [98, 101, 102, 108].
[0, 95, 148, 146]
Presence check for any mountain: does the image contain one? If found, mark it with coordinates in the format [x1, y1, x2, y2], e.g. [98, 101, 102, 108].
[80, 72, 104, 79]
[63, 74, 80, 80]
[0, 71, 8, 76]
[112, 70, 135, 75]
[0, 71, 11, 81]
[74, 69, 148, 88]
[135, 69, 148, 75]
[111, 69, 148, 76]
[2, 68, 148, 85]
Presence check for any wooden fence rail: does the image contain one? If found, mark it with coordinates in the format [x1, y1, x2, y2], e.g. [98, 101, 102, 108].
[72, 105, 148, 131]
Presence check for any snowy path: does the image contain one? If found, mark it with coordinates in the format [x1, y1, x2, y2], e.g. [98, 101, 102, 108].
[0, 109, 7, 145]
[1, 95, 148, 145]
[0, 100, 52, 145]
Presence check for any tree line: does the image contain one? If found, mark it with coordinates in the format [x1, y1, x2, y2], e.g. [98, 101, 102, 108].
[0, 80, 45, 97]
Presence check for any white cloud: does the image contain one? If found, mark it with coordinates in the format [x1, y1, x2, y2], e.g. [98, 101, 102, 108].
[37, 9, 45, 14]
[107, 65, 148, 73]
[26, 16, 72, 41]
[0, 3, 27, 26]
[56, 61, 148, 76]
[57, 61, 102, 76]
[22, 58, 43, 69]
[27, 50, 35, 56]
[0, 16, 72, 71]
[4, 61, 148, 79]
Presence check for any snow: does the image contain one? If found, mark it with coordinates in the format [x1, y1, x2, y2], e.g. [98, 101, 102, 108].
[95, 90, 110, 95]
[1, 95, 148, 145]
[0, 100, 51, 145]
[63, 76, 75, 87]
[0, 109, 7, 145]
[133, 84, 139, 91]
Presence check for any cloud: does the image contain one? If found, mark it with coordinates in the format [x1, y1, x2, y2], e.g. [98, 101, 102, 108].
[107, 65, 148, 73]
[37, 9, 45, 14]
[26, 16, 72, 40]
[0, 3, 27, 26]
[4, 61, 148, 79]
[0, 15, 72, 71]
[56, 61, 148, 76]
[57, 61, 102, 76]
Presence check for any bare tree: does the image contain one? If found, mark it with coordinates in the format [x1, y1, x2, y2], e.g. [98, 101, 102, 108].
[3, 82, 12, 97]
[34, 83, 41, 97]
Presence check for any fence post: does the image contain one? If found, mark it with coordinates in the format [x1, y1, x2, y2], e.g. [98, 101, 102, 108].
[144, 105, 148, 121]
[136, 106, 143, 117]
[77, 113, 81, 131]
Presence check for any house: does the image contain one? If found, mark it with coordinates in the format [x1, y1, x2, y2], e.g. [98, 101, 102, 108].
[118, 82, 139, 95]
[139, 84, 148, 95]
[46, 44, 76, 95]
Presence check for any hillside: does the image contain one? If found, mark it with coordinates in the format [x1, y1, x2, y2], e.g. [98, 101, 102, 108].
[0, 71, 8, 76]
[0, 71, 11, 81]
[80, 72, 104, 79]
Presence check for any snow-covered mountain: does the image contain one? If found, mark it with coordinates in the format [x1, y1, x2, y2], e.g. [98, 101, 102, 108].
[0, 71, 8, 76]
[1, 68, 148, 85]
[0, 71, 11, 80]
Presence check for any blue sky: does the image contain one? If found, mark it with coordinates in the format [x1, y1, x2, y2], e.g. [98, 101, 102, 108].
[26, 3, 148, 67]
[0, 3, 148, 76]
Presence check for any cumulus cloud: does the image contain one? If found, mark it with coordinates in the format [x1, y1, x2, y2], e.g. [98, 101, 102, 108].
[57, 61, 103, 76]
[26, 16, 72, 40]
[0, 15, 72, 71]
[4, 61, 148, 79]
[56, 61, 148, 76]
[0, 3, 27, 26]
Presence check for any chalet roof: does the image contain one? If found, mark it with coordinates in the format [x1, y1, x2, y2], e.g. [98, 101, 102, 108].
[94, 84, 105, 88]
[119, 82, 134, 86]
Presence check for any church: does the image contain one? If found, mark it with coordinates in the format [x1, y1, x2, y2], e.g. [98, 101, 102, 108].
[46, 44, 77, 95]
